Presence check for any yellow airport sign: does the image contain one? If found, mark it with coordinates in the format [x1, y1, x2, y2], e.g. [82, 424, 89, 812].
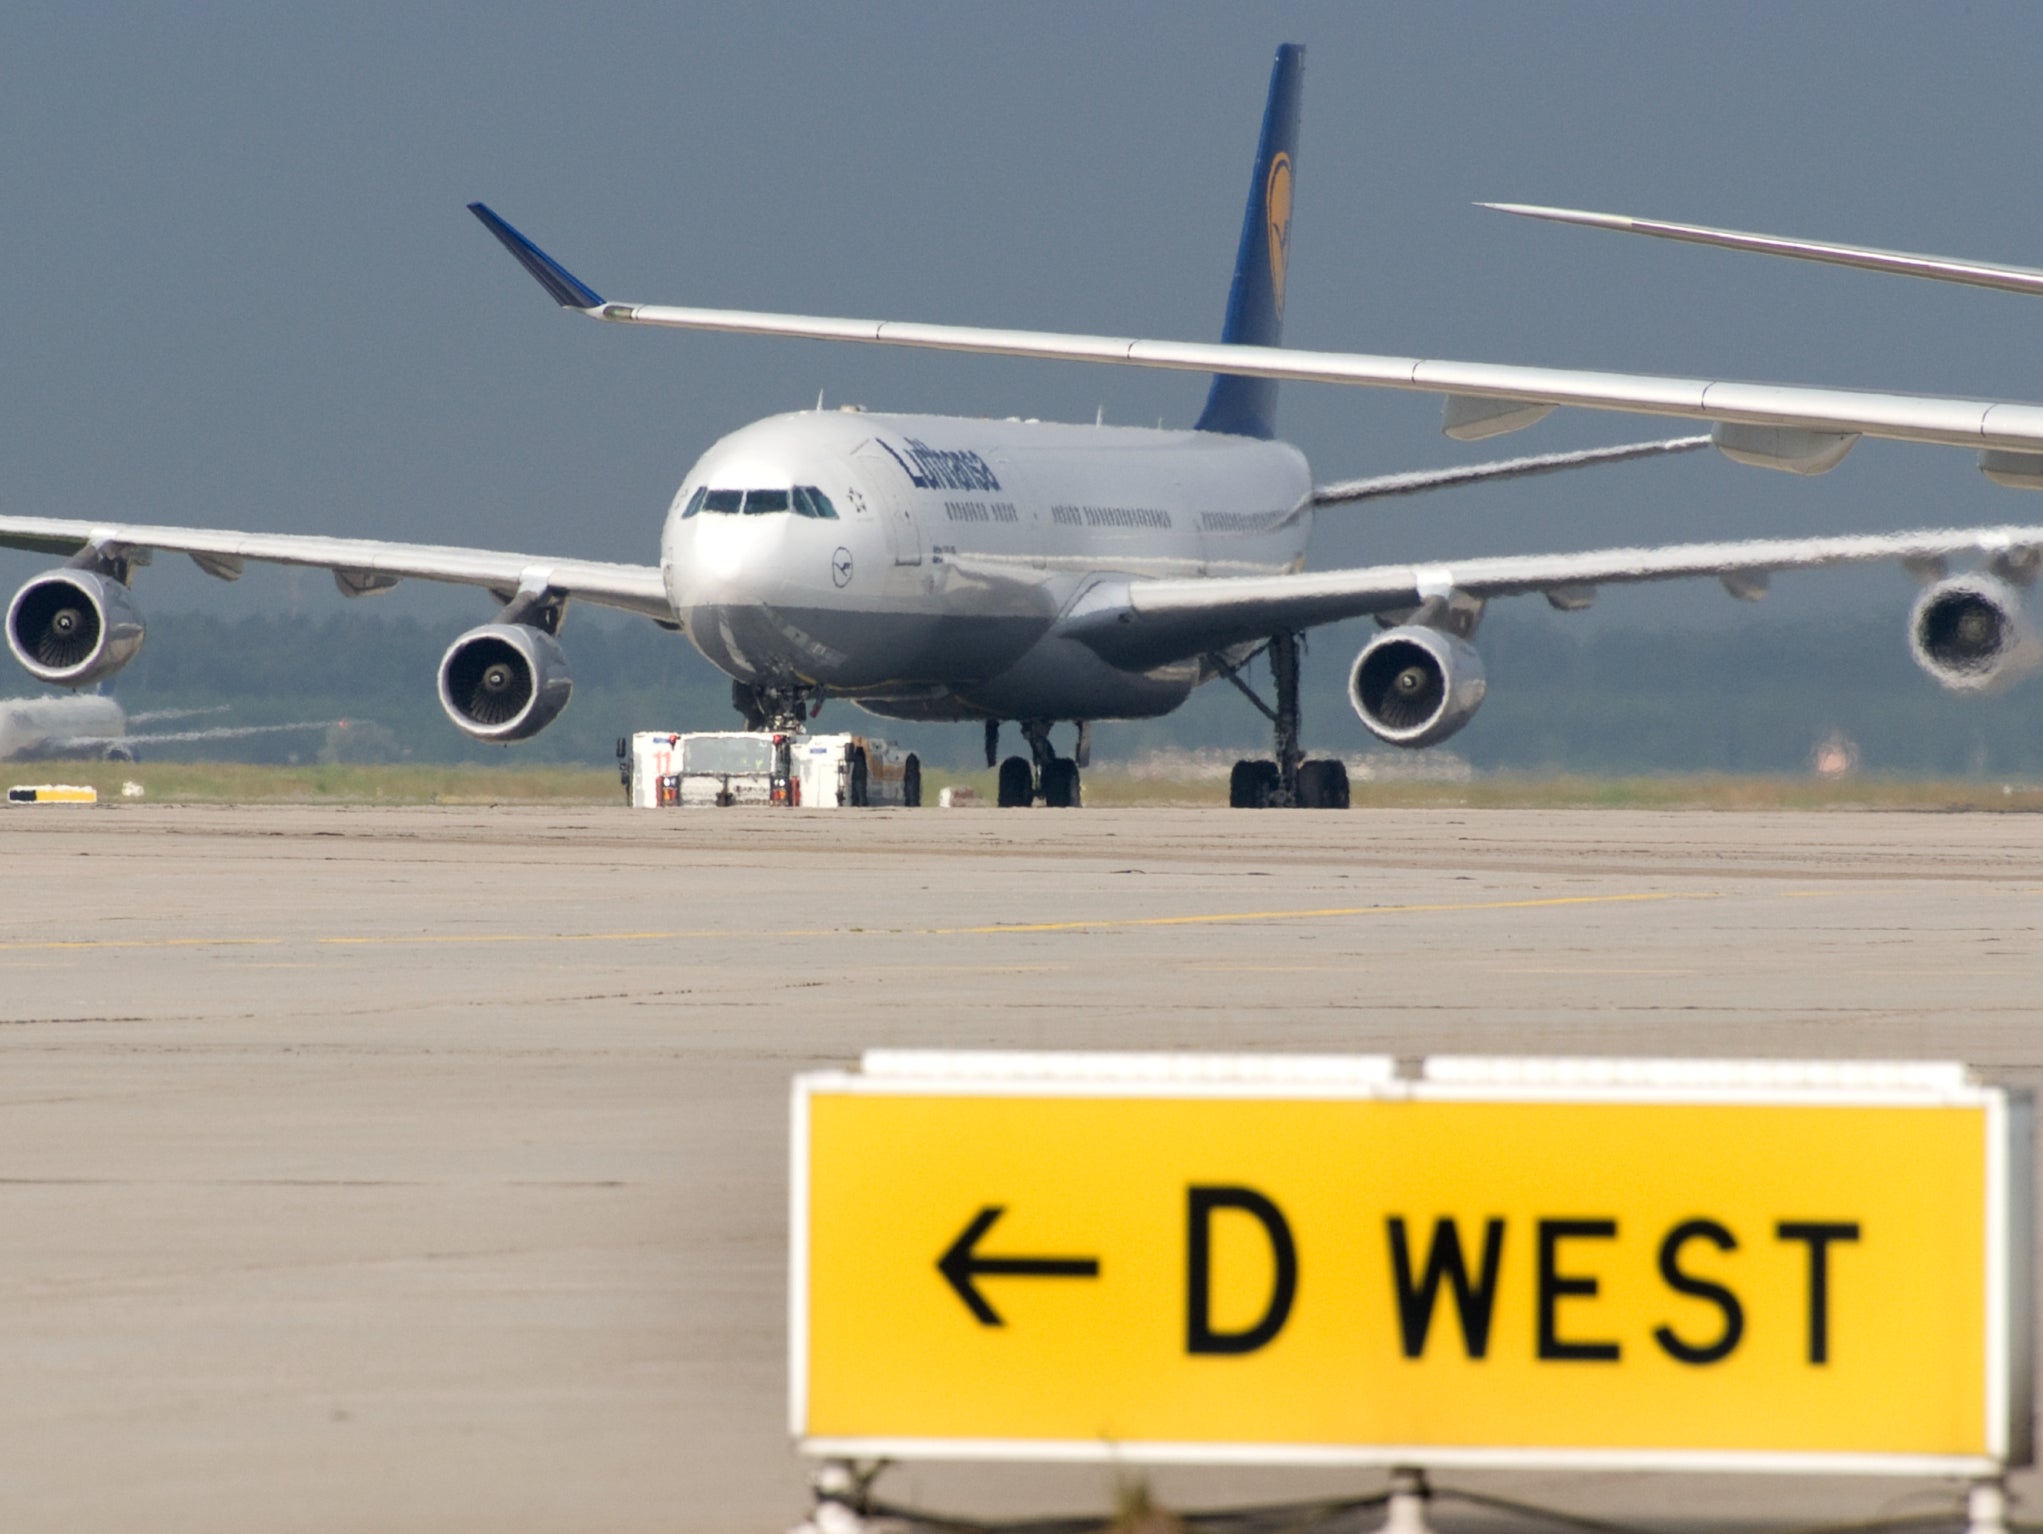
[7, 784, 96, 804]
[792, 1054, 2032, 1473]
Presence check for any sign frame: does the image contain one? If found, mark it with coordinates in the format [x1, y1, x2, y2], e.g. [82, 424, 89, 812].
[790, 1052, 2033, 1476]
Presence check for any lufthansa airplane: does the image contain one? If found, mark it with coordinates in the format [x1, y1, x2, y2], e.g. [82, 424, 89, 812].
[0, 695, 333, 763]
[7, 45, 2043, 809]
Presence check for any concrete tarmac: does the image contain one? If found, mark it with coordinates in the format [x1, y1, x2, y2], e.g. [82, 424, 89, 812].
[0, 802, 2039, 1533]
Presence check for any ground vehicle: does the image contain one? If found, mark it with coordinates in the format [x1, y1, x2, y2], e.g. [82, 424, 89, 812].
[619, 730, 920, 809]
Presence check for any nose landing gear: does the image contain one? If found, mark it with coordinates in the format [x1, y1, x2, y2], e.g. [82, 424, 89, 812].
[732, 680, 818, 732]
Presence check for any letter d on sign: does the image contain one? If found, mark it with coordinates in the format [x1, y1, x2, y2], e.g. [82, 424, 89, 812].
[1186, 1186, 1298, 1355]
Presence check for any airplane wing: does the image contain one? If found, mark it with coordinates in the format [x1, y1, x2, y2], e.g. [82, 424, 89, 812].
[1312, 435, 1709, 506]
[57, 719, 339, 750]
[1056, 524, 2043, 669]
[0, 517, 671, 622]
[124, 704, 230, 725]
[1480, 203, 2043, 299]
[470, 204, 2043, 482]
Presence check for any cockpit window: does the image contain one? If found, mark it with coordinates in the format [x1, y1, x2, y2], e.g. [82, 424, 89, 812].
[692, 486, 836, 517]
[794, 486, 840, 520]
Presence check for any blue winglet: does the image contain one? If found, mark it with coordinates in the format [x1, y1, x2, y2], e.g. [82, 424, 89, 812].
[467, 203, 605, 309]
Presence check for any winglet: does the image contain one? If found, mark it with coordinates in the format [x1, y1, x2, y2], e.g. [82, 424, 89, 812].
[467, 203, 605, 309]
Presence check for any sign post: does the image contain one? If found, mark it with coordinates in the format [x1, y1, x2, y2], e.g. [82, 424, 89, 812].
[792, 1052, 2031, 1483]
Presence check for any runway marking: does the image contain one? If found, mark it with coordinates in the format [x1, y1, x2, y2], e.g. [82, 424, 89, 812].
[1497, 966, 1697, 976]
[0, 891, 1713, 955]
[934, 891, 1713, 935]
[0, 937, 283, 952]
[1185, 964, 1373, 974]
[316, 932, 692, 945]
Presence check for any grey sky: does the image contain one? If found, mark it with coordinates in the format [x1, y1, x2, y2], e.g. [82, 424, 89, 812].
[2, 3, 2039, 632]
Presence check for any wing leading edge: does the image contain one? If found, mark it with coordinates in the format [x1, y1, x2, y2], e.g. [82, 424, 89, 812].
[1481, 202, 2043, 300]
[0, 517, 670, 622]
[468, 203, 2043, 478]
[1057, 525, 2043, 670]
[1312, 435, 1710, 505]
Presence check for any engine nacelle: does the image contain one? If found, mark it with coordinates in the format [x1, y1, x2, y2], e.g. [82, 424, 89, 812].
[1909, 574, 2041, 694]
[437, 623, 574, 742]
[6, 571, 146, 687]
[1349, 625, 1487, 747]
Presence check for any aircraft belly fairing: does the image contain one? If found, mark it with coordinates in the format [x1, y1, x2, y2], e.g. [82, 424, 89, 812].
[682, 601, 1051, 693]
[953, 633, 1202, 723]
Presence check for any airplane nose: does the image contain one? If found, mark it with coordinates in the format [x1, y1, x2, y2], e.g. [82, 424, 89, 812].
[687, 511, 795, 601]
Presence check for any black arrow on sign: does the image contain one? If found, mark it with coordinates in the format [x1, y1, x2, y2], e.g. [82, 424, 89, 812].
[937, 1205, 1100, 1326]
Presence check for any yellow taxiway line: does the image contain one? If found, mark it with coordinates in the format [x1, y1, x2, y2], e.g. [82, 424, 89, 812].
[0, 890, 1714, 955]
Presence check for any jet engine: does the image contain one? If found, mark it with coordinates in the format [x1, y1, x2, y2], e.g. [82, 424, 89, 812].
[6, 570, 145, 687]
[437, 623, 574, 742]
[1348, 624, 1487, 747]
[1908, 574, 2041, 694]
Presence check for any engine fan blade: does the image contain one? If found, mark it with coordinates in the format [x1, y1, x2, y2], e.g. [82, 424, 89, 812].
[35, 605, 98, 668]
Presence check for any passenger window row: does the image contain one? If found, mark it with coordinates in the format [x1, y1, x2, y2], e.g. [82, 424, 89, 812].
[681, 485, 840, 519]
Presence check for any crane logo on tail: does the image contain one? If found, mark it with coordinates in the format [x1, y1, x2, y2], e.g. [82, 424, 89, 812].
[1266, 151, 1293, 317]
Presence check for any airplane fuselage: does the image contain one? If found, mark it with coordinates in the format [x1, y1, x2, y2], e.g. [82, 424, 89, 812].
[661, 410, 1311, 720]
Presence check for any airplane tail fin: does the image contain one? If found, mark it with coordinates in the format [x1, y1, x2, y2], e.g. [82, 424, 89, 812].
[1195, 43, 1305, 440]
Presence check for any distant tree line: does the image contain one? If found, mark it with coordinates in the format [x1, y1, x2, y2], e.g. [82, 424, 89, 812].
[72, 606, 2043, 777]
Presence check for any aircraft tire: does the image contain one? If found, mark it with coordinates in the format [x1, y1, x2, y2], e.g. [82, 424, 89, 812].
[996, 755, 1034, 808]
[731, 680, 769, 732]
[1324, 759, 1350, 809]
[1298, 758, 1350, 809]
[1042, 756, 1081, 808]
[1231, 759, 1279, 808]
[903, 754, 921, 808]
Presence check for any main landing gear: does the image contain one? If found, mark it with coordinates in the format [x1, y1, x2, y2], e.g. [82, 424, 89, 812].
[987, 719, 1086, 808]
[1214, 628, 1349, 810]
